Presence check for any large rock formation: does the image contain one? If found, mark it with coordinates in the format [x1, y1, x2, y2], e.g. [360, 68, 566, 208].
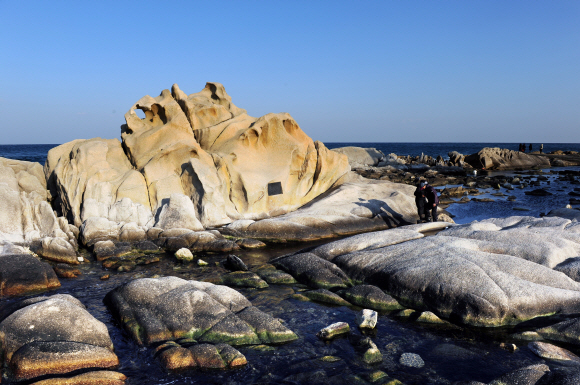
[43, 82, 350, 245]
[464, 147, 550, 170]
[273, 215, 580, 327]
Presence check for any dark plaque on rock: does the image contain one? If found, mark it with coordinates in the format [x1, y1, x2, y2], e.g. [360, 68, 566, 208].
[268, 182, 283, 196]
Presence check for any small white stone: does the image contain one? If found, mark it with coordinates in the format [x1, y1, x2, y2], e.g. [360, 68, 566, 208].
[174, 248, 194, 261]
[197, 259, 208, 266]
[77, 256, 84, 262]
[357, 309, 378, 329]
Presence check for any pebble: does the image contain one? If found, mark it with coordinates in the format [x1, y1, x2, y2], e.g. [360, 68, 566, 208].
[399, 353, 425, 368]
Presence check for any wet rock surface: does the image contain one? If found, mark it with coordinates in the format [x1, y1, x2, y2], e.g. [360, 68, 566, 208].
[0, 254, 61, 297]
[0, 294, 118, 382]
[105, 276, 296, 346]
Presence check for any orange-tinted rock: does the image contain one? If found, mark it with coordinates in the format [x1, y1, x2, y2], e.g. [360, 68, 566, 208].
[0, 254, 60, 297]
[31, 370, 126, 385]
[53, 264, 82, 278]
[10, 341, 119, 381]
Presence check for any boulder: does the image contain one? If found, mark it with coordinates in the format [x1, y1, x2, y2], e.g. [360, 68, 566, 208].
[488, 364, 549, 385]
[272, 253, 351, 290]
[154, 193, 204, 231]
[356, 309, 378, 329]
[0, 294, 117, 382]
[464, 147, 551, 170]
[528, 341, 580, 363]
[174, 248, 193, 262]
[105, 277, 297, 346]
[339, 285, 403, 311]
[156, 342, 247, 371]
[121, 82, 349, 226]
[0, 254, 61, 297]
[331, 146, 384, 167]
[317, 322, 350, 340]
[31, 371, 126, 385]
[35, 237, 78, 264]
[79, 217, 120, 246]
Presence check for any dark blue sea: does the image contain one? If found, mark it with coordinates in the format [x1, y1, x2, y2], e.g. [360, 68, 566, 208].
[2, 143, 580, 165]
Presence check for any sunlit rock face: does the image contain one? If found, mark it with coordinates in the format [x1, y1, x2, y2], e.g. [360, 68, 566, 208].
[41, 82, 350, 245]
[120, 82, 350, 226]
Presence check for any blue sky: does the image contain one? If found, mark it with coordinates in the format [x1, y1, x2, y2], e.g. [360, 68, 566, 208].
[1, 1, 578, 144]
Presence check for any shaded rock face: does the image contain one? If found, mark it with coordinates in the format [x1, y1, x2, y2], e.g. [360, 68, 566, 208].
[0, 294, 118, 382]
[0, 254, 61, 297]
[105, 276, 297, 346]
[464, 147, 550, 170]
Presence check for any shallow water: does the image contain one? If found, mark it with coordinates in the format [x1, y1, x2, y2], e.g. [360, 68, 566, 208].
[3, 242, 578, 385]
[445, 166, 580, 224]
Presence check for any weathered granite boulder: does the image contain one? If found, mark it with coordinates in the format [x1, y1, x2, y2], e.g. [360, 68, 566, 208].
[272, 216, 580, 327]
[221, 174, 420, 242]
[34, 237, 78, 264]
[336, 234, 580, 326]
[487, 364, 549, 385]
[31, 371, 127, 385]
[153, 193, 203, 231]
[339, 285, 403, 311]
[332, 147, 384, 167]
[105, 277, 297, 346]
[0, 254, 61, 297]
[120, 82, 349, 226]
[0, 294, 118, 382]
[438, 218, 580, 268]
[272, 253, 352, 289]
[464, 147, 550, 170]
[156, 342, 247, 371]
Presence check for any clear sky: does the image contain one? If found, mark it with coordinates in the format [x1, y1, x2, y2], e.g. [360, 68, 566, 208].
[1, 1, 578, 144]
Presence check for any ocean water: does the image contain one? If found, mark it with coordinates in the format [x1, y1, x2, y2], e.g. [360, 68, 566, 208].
[2, 143, 580, 166]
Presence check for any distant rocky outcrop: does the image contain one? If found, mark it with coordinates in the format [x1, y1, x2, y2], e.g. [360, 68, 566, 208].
[464, 147, 550, 170]
[332, 147, 384, 167]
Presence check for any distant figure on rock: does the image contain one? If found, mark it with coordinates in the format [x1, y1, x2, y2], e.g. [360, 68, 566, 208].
[414, 180, 439, 223]
[540, 144, 543, 154]
[522, 143, 526, 153]
[529, 143, 532, 152]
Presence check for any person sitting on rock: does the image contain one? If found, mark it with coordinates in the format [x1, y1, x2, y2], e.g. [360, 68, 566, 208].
[414, 180, 439, 223]
[529, 143, 532, 152]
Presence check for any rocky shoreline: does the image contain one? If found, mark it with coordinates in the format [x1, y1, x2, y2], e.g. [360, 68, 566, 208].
[2, 83, 580, 384]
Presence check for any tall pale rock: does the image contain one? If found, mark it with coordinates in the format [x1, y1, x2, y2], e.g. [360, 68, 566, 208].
[121, 82, 350, 226]
[44, 138, 150, 227]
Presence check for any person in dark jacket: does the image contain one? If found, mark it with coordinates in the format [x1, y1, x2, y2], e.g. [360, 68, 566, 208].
[529, 143, 533, 152]
[414, 180, 439, 223]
